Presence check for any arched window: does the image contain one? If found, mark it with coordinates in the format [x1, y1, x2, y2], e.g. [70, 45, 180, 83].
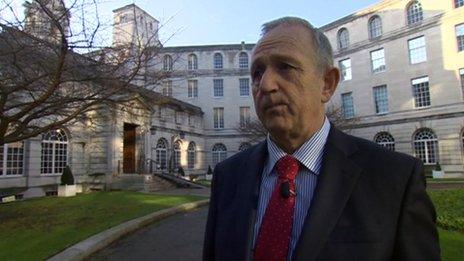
[238, 142, 251, 151]
[337, 28, 350, 49]
[213, 53, 223, 69]
[238, 52, 248, 69]
[407, 1, 423, 25]
[156, 138, 168, 170]
[368, 16, 382, 39]
[212, 143, 227, 166]
[0, 141, 24, 176]
[173, 141, 181, 170]
[163, 55, 173, 71]
[188, 142, 196, 169]
[413, 128, 438, 164]
[188, 54, 198, 70]
[374, 132, 395, 151]
[41, 129, 68, 174]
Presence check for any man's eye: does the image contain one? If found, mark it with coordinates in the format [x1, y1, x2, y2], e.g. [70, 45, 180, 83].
[278, 63, 295, 71]
[252, 69, 263, 84]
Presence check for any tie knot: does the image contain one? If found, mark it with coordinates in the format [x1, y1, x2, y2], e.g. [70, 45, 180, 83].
[275, 155, 299, 181]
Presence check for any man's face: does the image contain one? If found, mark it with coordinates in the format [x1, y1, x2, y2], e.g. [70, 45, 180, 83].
[251, 24, 327, 143]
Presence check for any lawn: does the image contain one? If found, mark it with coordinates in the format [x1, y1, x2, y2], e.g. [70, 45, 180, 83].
[428, 189, 464, 260]
[0, 191, 205, 260]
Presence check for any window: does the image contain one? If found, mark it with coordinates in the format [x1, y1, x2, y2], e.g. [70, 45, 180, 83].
[239, 52, 249, 69]
[175, 111, 181, 124]
[374, 132, 395, 151]
[373, 85, 389, 114]
[370, 48, 386, 73]
[188, 142, 196, 169]
[413, 128, 438, 164]
[156, 138, 168, 170]
[456, 0, 464, 8]
[213, 107, 224, 129]
[240, 106, 250, 127]
[214, 53, 223, 69]
[339, 58, 352, 81]
[239, 142, 251, 151]
[213, 79, 223, 97]
[188, 54, 198, 70]
[337, 28, 349, 49]
[341, 92, 355, 119]
[239, 78, 250, 96]
[368, 16, 382, 39]
[188, 80, 198, 98]
[212, 143, 227, 166]
[188, 115, 194, 126]
[162, 80, 172, 97]
[412, 76, 430, 108]
[120, 15, 127, 23]
[407, 1, 423, 25]
[0, 142, 24, 176]
[41, 129, 68, 175]
[163, 55, 173, 71]
[408, 36, 427, 64]
[173, 141, 181, 170]
[456, 24, 464, 52]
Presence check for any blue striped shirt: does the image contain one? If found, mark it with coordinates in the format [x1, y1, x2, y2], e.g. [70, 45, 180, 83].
[253, 118, 330, 260]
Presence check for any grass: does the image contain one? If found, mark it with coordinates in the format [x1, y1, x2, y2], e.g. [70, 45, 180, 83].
[428, 189, 464, 260]
[194, 179, 212, 187]
[428, 189, 464, 231]
[427, 178, 464, 183]
[0, 191, 205, 260]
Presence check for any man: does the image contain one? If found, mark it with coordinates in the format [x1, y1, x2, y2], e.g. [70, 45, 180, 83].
[203, 17, 440, 261]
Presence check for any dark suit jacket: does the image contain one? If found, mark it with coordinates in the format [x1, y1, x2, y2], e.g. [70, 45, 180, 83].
[203, 127, 440, 261]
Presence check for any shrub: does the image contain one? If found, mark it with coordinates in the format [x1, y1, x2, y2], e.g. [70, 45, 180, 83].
[60, 166, 74, 185]
[435, 162, 442, 171]
[207, 165, 213, 175]
[178, 167, 185, 177]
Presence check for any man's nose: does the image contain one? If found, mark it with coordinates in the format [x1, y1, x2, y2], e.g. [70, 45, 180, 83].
[258, 68, 279, 93]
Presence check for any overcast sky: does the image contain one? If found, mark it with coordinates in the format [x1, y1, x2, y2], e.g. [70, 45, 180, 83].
[3, 0, 380, 46]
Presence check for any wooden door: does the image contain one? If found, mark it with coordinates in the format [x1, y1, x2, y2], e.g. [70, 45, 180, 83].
[123, 123, 137, 173]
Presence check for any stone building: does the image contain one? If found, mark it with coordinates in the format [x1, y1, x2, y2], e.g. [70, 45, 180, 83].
[322, 0, 464, 176]
[2, 0, 463, 198]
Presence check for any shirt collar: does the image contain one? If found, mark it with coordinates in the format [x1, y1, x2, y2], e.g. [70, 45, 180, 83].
[265, 117, 330, 176]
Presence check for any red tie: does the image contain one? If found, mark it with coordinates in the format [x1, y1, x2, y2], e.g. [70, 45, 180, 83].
[254, 155, 300, 261]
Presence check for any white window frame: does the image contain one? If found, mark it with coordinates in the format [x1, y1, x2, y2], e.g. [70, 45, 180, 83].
[341, 92, 355, 119]
[187, 142, 196, 169]
[173, 141, 181, 170]
[456, 23, 464, 52]
[156, 138, 168, 170]
[239, 106, 250, 127]
[239, 52, 249, 69]
[213, 53, 223, 69]
[413, 129, 438, 165]
[239, 78, 250, 96]
[407, 1, 423, 25]
[411, 76, 431, 108]
[370, 48, 386, 73]
[368, 16, 382, 39]
[339, 58, 352, 81]
[337, 28, 350, 49]
[188, 80, 198, 98]
[213, 107, 224, 129]
[373, 85, 389, 114]
[163, 80, 173, 97]
[188, 54, 198, 70]
[41, 129, 68, 175]
[213, 79, 224, 98]
[408, 36, 427, 64]
[0, 142, 24, 177]
[163, 55, 173, 71]
[212, 143, 227, 166]
[374, 132, 395, 151]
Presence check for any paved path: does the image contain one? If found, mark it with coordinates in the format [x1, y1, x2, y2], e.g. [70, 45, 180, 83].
[88, 206, 208, 261]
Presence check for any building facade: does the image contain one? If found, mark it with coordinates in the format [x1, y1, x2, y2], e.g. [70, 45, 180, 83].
[322, 0, 464, 176]
[2, 0, 463, 198]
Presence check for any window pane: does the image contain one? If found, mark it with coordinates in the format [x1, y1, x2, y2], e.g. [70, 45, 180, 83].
[341, 92, 354, 118]
[240, 107, 250, 127]
[371, 48, 385, 73]
[213, 107, 224, 129]
[412, 76, 430, 108]
[407, 1, 423, 25]
[214, 53, 223, 69]
[338, 29, 349, 49]
[408, 36, 427, 64]
[339, 59, 352, 81]
[239, 52, 248, 69]
[456, 24, 464, 52]
[239, 78, 250, 96]
[456, 0, 464, 8]
[369, 16, 382, 38]
[213, 79, 223, 97]
[188, 80, 198, 98]
[373, 85, 388, 114]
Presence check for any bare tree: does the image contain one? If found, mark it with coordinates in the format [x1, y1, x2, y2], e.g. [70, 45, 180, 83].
[235, 105, 359, 143]
[0, 0, 169, 145]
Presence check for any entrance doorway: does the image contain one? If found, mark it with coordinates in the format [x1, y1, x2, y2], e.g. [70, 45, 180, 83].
[123, 123, 137, 173]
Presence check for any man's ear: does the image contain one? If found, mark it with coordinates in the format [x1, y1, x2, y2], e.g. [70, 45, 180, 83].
[321, 66, 340, 103]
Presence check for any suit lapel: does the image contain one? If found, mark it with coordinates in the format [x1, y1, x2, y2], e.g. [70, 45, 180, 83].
[236, 141, 268, 261]
[293, 128, 362, 261]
